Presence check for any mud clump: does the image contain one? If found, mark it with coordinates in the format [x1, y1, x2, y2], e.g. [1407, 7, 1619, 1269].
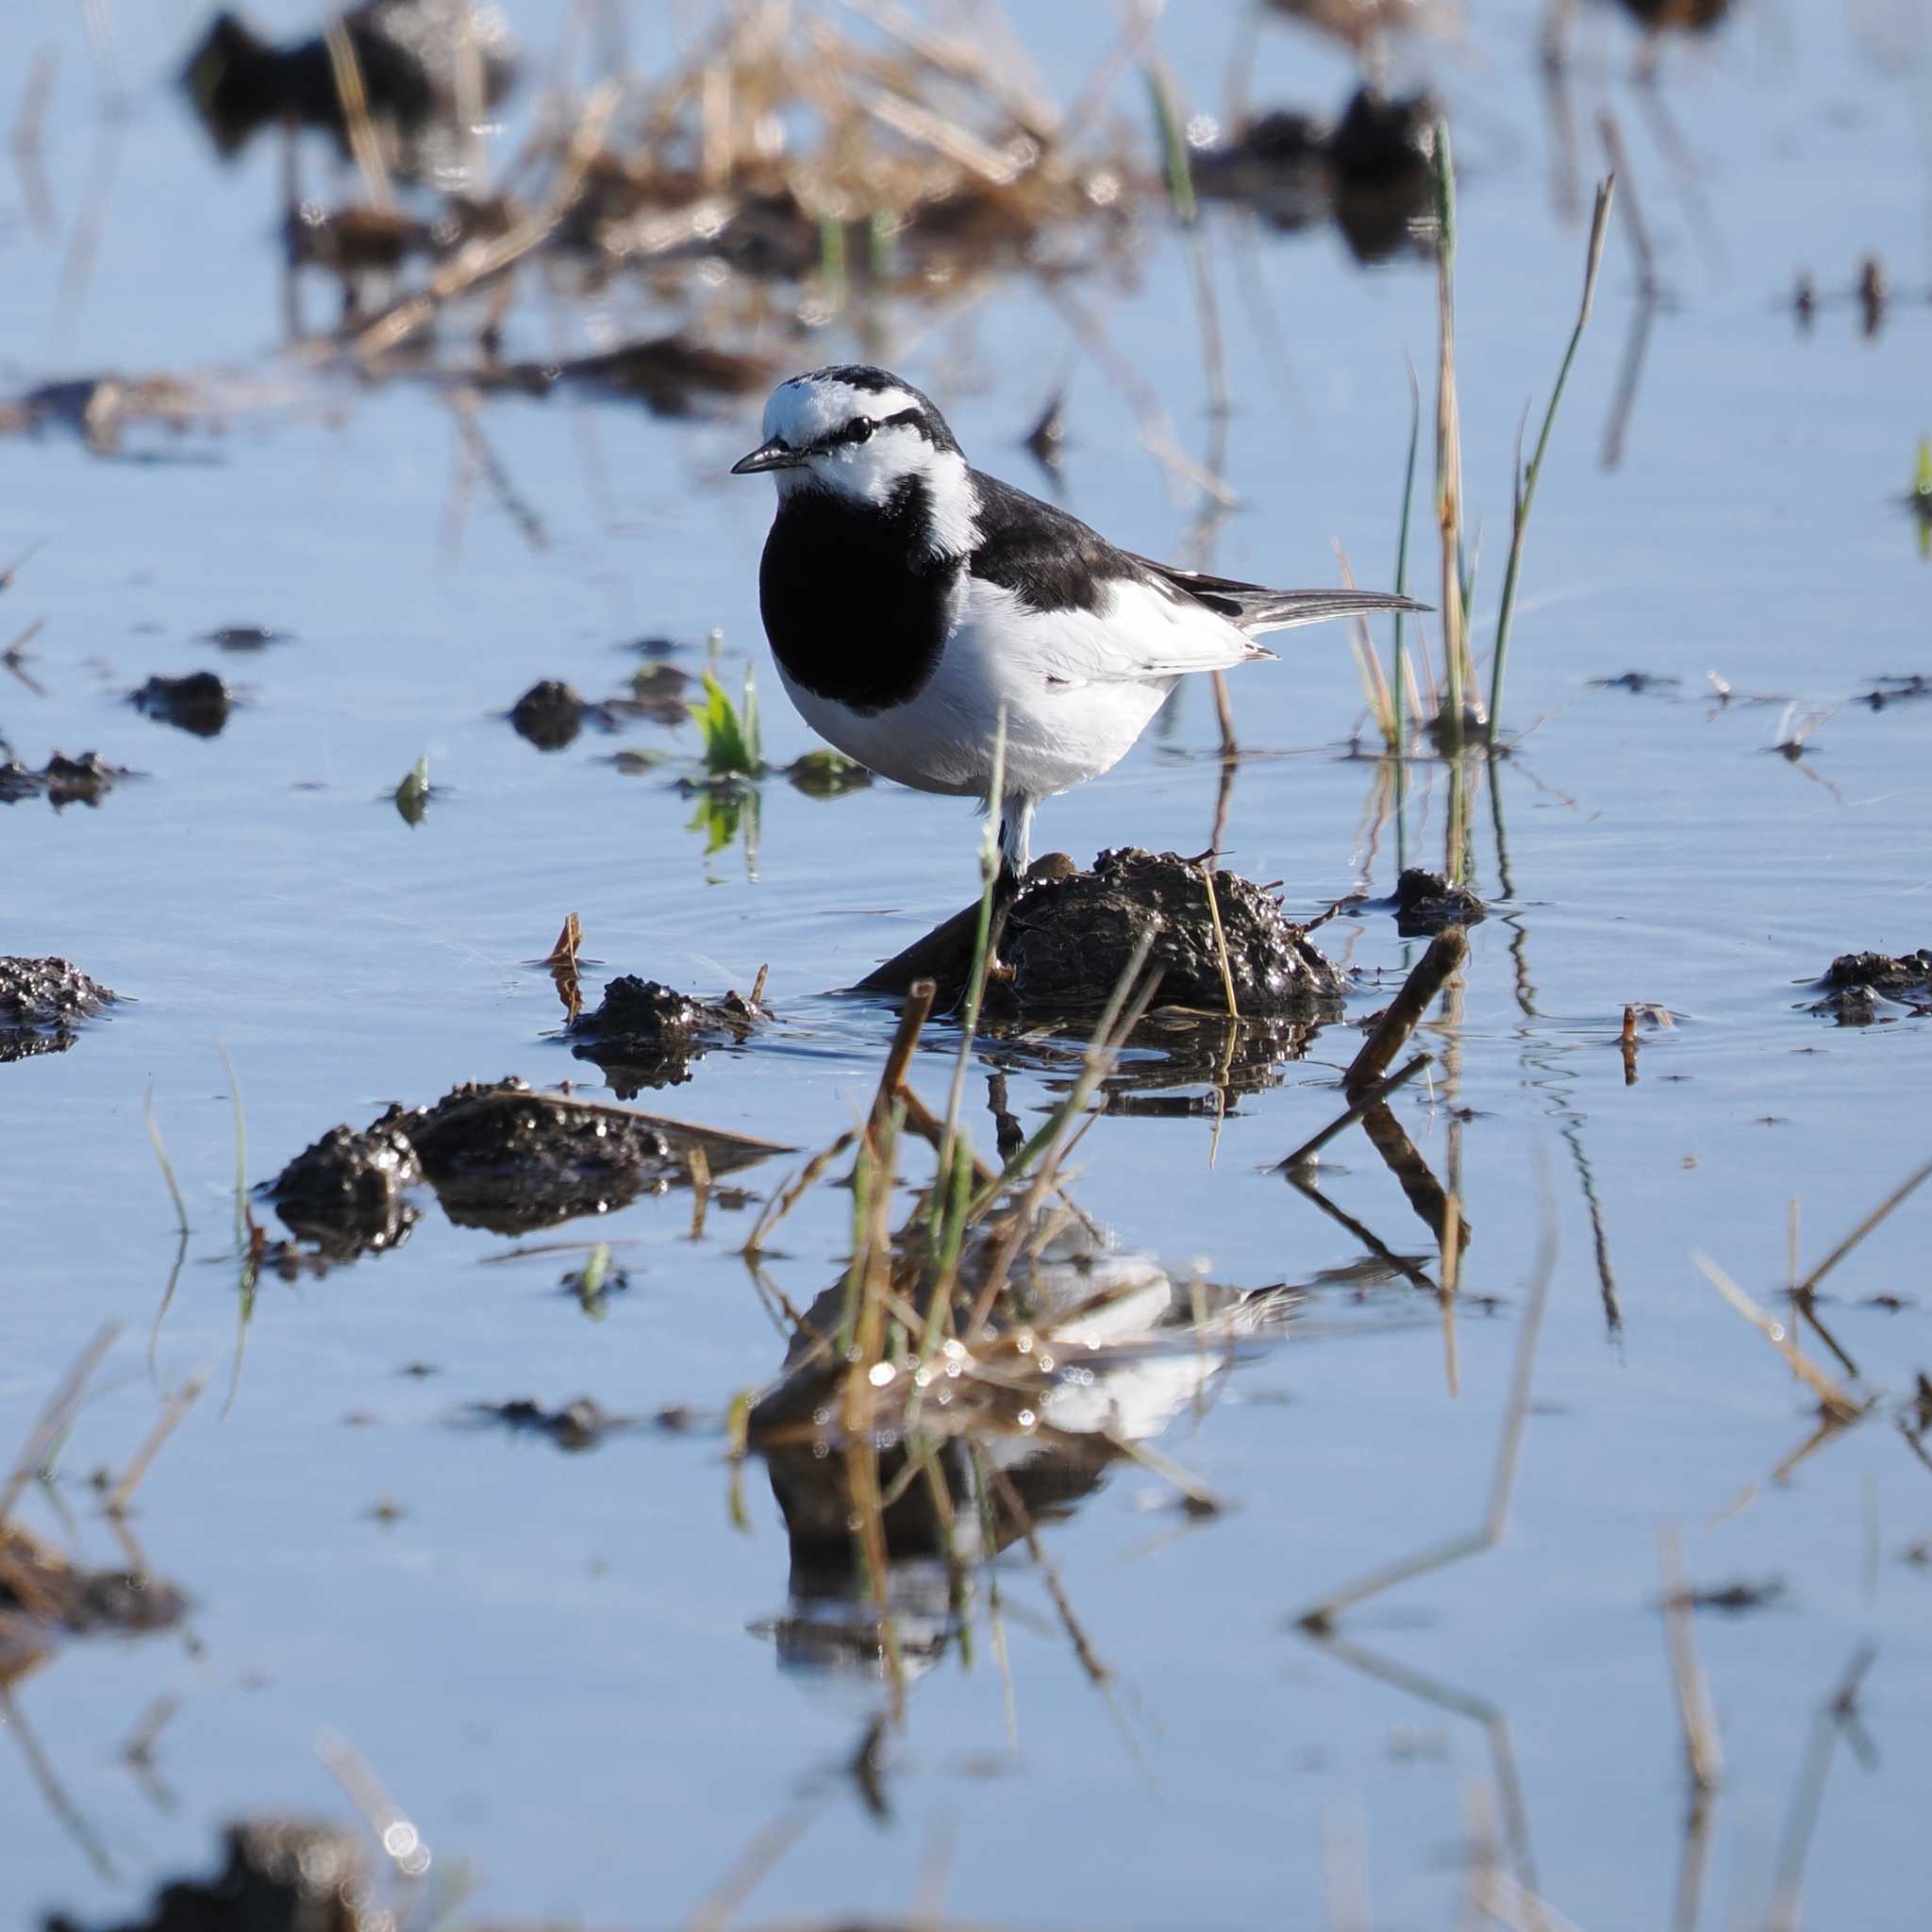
[180, 1, 517, 163]
[472, 1395, 617, 1451]
[370, 1079, 674, 1234]
[202, 624, 290, 651]
[264, 1081, 787, 1250]
[0, 751, 135, 808]
[508, 678, 590, 750]
[1, 957, 118, 1064]
[267, 1123, 422, 1258]
[1, 957, 117, 1028]
[568, 975, 765, 1096]
[2, 1523, 188, 1641]
[1390, 867, 1487, 937]
[1806, 950, 1932, 1024]
[1192, 86, 1438, 263]
[134, 671, 233, 737]
[45, 1819, 374, 1932]
[996, 849, 1343, 1018]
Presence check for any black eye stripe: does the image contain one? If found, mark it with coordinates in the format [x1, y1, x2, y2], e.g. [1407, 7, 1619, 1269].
[812, 407, 927, 454]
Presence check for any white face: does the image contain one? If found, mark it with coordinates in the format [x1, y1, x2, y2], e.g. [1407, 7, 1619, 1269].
[752, 374, 980, 557]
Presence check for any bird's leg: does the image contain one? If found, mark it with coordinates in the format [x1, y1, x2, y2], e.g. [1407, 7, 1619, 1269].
[984, 795, 1035, 983]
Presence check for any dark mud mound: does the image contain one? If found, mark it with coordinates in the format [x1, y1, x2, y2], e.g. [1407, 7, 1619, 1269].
[266, 1123, 422, 1258]
[568, 975, 765, 1096]
[1806, 950, 1932, 1024]
[508, 678, 591, 750]
[1389, 867, 1487, 937]
[180, 0, 517, 161]
[264, 1081, 788, 1249]
[373, 1079, 786, 1235]
[373, 1080, 675, 1234]
[1192, 86, 1437, 263]
[998, 848, 1344, 1019]
[46, 1819, 373, 1932]
[0, 751, 134, 808]
[464, 1393, 698, 1451]
[1, 957, 118, 1064]
[134, 671, 234, 737]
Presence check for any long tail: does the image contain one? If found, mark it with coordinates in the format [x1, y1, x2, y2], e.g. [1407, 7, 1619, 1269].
[1231, 588, 1430, 638]
[1128, 556, 1429, 638]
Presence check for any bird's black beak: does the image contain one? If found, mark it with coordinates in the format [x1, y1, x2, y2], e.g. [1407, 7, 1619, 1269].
[730, 438, 804, 475]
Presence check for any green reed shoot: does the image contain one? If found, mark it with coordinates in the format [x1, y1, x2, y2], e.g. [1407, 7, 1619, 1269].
[393, 754, 430, 825]
[1486, 175, 1615, 747]
[931, 712, 1008, 1286]
[1391, 365, 1422, 758]
[1143, 61, 1197, 227]
[690, 667, 764, 778]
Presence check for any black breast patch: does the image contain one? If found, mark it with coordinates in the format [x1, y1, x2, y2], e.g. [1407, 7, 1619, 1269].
[966, 471, 1141, 616]
[758, 482, 960, 715]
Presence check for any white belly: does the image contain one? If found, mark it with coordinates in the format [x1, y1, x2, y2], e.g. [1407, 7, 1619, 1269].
[776, 655, 1170, 804]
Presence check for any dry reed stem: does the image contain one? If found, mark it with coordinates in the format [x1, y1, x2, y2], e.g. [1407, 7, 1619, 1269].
[741, 1129, 858, 1257]
[106, 1374, 206, 1517]
[544, 911, 582, 966]
[1346, 925, 1470, 1097]
[1794, 1154, 1932, 1300]
[143, 1085, 190, 1237]
[1468, 1872, 1587, 1932]
[1597, 111, 1657, 297]
[1432, 122, 1468, 752]
[1197, 863, 1239, 1021]
[1692, 1254, 1862, 1424]
[683, 1804, 822, 1932]
[1278, 1053, 1430, 1172]
[0, 1324, 120, 1530]
[986, 1464, 1108, 1685]
[315, 1728, 430, 1880]
[1291, 1171, 1556, 1632]
[322, 19, 394, 215]
[0, 1683, 117, 1881]
[1315, 1632, 1540, 1902]
[356, 81, 622, 359]
[962, 950, 1160, 1341]
[1657, 1524, 1723, 1790]
[1766, 1643, 1878, 1932]
[868, 979, 936, 1153]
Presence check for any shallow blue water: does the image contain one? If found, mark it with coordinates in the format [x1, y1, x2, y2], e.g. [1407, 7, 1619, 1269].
[4, 2, 1932, 1927]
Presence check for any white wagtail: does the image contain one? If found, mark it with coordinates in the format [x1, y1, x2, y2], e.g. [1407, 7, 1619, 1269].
[732, 364, 1423, 879]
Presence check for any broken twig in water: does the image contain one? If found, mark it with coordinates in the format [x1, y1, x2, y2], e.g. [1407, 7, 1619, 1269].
[1278, 1054, 1430, 1172]
[1693, 1254, 1863, 1424]
[1345, 924, 1468, 1097]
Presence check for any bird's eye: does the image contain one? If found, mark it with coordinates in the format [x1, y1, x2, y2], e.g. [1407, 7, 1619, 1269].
[847, 419, 874, 444]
